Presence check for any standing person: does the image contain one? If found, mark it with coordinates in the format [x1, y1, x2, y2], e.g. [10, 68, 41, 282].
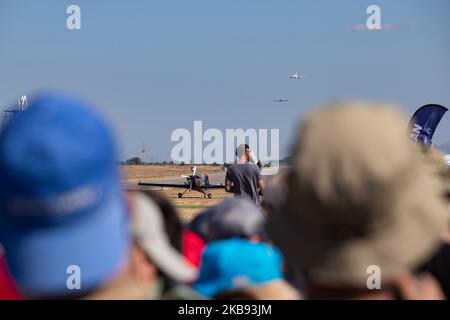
[225, 144, 264, 206]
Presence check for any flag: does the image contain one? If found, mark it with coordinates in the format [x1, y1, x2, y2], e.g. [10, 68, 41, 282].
[409, 104, 447, 145]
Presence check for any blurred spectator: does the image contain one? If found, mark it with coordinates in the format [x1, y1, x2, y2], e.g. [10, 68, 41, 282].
[267, 103, 448, 299]
[0, 93, 131, 299]
[421, 147, 450, 198]
[128, 191, 200, 299]
[0, 247, 21, 299]
[424, 244, 450, 299]
[441, 155, 450, 201]
[225, 144, 264, 205]
[190, 198, 266, 243]
[183, 198, 266, 267]
[182, 230, 206, 269]
[141, 190, 184, 252]
[262, 166, 291, 215]
[193, 238, 299, 300]
[422, 151, 450, 299]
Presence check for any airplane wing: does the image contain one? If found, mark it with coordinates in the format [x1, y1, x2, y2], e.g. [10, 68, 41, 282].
[138, 181, 224, 189]
[202, 184, 225, 189]
[138, 182, 188, 188]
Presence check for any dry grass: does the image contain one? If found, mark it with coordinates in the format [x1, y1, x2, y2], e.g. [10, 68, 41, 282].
[122, 164, 225, 180]
[157, 189, 232, 224]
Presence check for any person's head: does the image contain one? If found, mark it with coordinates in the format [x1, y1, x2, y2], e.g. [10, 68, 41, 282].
[236, 144, 251, 162]
[128, 191, 197, 297]
[193, 238, 299, 300]
[267, 102, 449, 299]
[190, 198, 266, 243]
[0, 93, 130, 299]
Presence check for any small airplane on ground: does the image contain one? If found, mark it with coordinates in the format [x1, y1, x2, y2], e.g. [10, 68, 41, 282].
[272, 98, 289, 103]
[288, 72, 306, 80]
[138, 166, 224, 199]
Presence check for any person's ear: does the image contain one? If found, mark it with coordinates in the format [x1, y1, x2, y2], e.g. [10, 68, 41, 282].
[249, 234, 261, 242]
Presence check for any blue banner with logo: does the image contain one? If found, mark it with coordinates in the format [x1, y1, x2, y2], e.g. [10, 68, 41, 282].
[409, 104, 447, 145]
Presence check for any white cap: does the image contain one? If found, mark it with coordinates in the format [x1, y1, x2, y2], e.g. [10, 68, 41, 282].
[131, 192, 198, 283]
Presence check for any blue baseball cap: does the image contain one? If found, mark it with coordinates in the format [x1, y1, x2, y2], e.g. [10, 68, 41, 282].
[0, 93, 130, 297]
[193, 238, 284, 297]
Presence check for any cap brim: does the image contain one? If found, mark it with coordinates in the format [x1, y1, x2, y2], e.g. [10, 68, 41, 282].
[143, 237, 198, 283]
[0, 192, 130, 297]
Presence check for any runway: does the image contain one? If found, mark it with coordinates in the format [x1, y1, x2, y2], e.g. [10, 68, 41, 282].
[123, 166, 280, 191]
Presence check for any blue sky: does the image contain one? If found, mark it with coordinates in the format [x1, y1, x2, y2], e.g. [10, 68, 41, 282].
[1, 0, 450, 161]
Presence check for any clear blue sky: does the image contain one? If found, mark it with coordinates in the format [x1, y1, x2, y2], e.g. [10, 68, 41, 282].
[1, 0, 450, 161]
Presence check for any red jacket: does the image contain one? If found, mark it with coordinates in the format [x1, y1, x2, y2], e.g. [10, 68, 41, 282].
[0, 255, 21, 300]
[182, 230, 206, 268]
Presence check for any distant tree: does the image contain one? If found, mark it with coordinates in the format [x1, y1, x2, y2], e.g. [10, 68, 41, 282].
[125, 157, 144, 165]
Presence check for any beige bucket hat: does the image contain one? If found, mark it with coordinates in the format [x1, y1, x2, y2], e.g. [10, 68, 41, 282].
[267, 102, 449, 288]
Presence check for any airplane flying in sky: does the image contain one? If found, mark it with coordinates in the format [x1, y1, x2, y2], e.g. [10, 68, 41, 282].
[272, 98, 289, 102]
[288, 72, 306, 80]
